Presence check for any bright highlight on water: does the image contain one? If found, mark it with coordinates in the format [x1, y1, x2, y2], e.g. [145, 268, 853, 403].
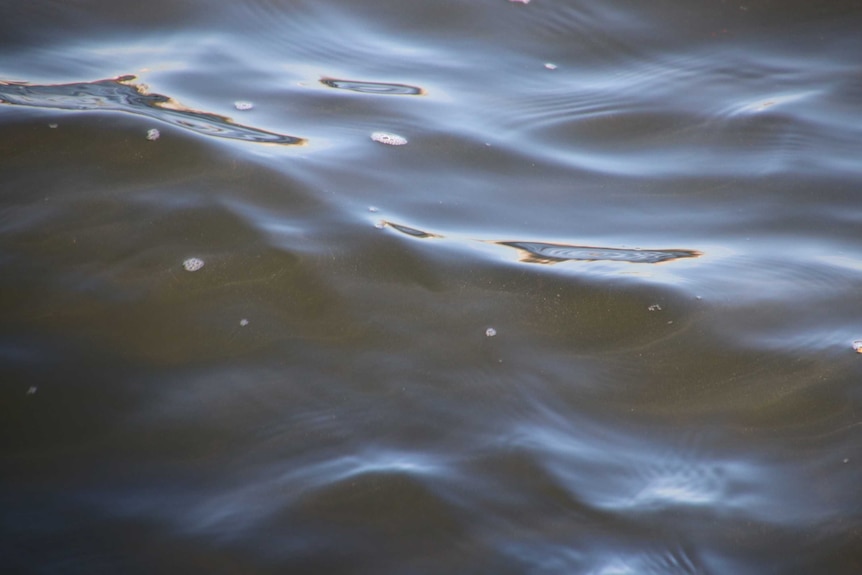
[182, 258, 205, 272]
[0, 76, 304, 145]
[371, 132, 408, 146]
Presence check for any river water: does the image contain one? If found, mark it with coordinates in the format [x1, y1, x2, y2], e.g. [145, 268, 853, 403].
[2, 1, 862, 573]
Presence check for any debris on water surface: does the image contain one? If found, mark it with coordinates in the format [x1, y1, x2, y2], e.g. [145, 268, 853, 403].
[183, 257, 205, 272]
[648, 304, 662, 311]
[48, 123, 58, 128]
[146, 128, 160, 141]
[240, 319, 249, 327]
[234, 101, 254, 111]
[26, 386, 37, 395]
[368, 206, 379, 213]
[853, 341, 862, 353]
[509, 0, 530, 4]
[544, 63, 558, 70]
[485, 327, 497, 337]
[371, 131, 407, 146]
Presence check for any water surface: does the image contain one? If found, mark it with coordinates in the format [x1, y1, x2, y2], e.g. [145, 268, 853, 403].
[2, 1, 862, 573]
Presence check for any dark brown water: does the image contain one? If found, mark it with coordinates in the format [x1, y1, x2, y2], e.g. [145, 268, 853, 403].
[2, 1, 862, 573]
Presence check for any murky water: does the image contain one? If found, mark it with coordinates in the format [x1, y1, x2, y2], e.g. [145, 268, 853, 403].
[2, 1, 862, 573]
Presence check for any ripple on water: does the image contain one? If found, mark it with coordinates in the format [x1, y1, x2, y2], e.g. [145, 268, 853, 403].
[320, 77, 425, 96]
[497, 241, 701, 265]
[380, 221, 439, 238]
[0, 76, 305, 145]
[515, 419, 742, 517]
[220, 0, 445, 76]
[381, 219, 701, 266]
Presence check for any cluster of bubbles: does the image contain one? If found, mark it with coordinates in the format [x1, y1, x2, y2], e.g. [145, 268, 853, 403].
[371, 131, 408, 146]
[182, 257, 205, 272]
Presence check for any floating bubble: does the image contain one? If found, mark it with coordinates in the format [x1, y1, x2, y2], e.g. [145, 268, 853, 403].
[853, 341, 862, 353]
[183, 257, 205, 272]
[234, 101, 254, 111]
[146, 128, 160, 141]
[371, 131, 407, 146]
[486, 327, 497, 337]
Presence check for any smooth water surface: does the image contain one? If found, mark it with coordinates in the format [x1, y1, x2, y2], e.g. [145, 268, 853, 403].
[2, 1, 862, 573]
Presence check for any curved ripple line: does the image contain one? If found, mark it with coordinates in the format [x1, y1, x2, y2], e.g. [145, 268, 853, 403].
[320, 77, 425, 96]
[382, 221, 441, 239]
[499, 241, 702, 265]
[381, 219, 701, 265]
[0, 75, 305, 145]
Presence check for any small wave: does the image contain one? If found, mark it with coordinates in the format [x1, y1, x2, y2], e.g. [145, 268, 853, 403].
[381, 221, 441, 239]
[380, 219, 701, 266]
[320, 77, 425, 96]
[0, 75, 305, 145]
[498, 241, 701, 265]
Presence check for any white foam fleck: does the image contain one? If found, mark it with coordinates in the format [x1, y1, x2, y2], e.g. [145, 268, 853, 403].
[544, 63, 558, 70]
[183, 257, 205, 272]
[146, 128, 160, 141]
[234, 101, 254, 111]
[371, 131, 407, 146]
[485, 327, 497, 337]
[852, 340, 862, 353]
[240, 319, 249, 327]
